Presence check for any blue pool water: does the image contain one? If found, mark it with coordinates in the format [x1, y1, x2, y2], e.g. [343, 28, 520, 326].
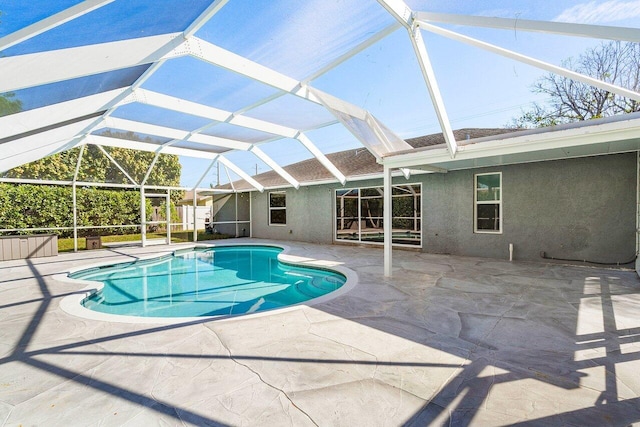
[72, 246, 346, 318]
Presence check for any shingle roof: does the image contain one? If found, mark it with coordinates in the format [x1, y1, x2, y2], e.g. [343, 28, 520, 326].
[218, 128, 516, 191]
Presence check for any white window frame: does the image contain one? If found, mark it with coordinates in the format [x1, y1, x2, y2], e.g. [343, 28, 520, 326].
[268, 191, 287, 226]
[474, 172, 502, 234]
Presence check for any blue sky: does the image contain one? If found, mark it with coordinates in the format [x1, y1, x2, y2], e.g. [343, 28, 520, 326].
[3, 1, 640, 187]
[187, 0, 640, 187]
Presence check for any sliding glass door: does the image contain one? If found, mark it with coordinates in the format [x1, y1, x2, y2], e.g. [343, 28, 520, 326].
[335, 184, 421, 247]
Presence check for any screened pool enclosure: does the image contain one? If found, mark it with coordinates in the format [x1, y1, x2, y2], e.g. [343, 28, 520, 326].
[2, 0, 640, 275]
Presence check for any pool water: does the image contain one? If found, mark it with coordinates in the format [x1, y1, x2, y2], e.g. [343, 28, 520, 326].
[72, 246, 346, 318]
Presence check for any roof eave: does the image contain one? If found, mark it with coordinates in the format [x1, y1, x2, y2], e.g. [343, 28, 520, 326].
[382, 115, 640, 170]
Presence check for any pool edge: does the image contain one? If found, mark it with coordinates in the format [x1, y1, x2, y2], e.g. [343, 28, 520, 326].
[57, 241, 358, 324]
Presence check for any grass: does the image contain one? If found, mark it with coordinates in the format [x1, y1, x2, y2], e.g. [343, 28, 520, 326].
[57, 230, 232, 252]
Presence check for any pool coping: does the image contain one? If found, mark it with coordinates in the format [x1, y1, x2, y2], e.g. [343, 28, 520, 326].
[57, 241, 359, 324]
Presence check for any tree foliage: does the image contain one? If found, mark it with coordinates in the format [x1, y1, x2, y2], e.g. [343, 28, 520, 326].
[5, 133, 182, 188]
[513, 41, 640, 128]
[4, 148, 82, 181]
[0, 184, 151, 237]
[0, 92, 23, 117]
[2, 132, 184, 231]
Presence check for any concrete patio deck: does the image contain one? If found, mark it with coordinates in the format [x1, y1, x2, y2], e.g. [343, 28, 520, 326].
[1, 239, 639, 426]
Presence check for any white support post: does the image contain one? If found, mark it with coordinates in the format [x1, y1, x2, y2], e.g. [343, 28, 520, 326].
[340, 195, 345, 230]
[249, 193, 253, 238]
[414, 193, 418, 232]
[72, 145, 85, 253]
[193, 189, 198, 243]
[140, 186, 147, 247]
[235, 193, 239, 238]
[636, 151, 640, 274]
[72, 184, 78, 252]
[166, 191, 171, 245]
[383, 165, 393, 277]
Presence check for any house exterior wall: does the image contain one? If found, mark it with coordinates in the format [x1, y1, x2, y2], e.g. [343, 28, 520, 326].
[423, 153, 635, 263]
[249, 153, 637, 263]
[250, 186, 336, 243]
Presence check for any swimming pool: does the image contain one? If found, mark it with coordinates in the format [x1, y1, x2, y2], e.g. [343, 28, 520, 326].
[68, 245, 347, 319]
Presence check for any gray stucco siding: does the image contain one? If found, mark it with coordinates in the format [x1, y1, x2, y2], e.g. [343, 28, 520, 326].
[249, 153, 636, 263]
[250, 186, 335, 243]
[500, 153, 635, 263]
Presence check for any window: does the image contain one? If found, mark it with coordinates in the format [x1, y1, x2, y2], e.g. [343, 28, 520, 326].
[269, 192, 286, 225]
[335, 184, 421, 246]
[474, 172, 502, 233]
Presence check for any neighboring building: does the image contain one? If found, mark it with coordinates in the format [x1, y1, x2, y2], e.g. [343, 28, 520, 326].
[215, 127, 637, 265]
[178, 190, 214, 207]
[178, 191, 251, 237]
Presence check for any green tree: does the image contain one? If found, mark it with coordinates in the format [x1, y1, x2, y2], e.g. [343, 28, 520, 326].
[0, 183, 149, 237]
[0, 11, 24, 118]
[5, 133, 182, 188]
[3, 131, 184, 218]
[0, 92, 22, 117]
[5, 148, 81, 180]
[96, 130, 182, 188]
[513, 41, 640, 128]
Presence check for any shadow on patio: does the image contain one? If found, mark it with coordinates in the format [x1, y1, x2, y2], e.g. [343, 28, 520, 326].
[1, 244, 639, 425]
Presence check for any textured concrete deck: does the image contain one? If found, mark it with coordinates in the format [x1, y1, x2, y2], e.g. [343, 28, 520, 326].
[1, 239, 640, 426]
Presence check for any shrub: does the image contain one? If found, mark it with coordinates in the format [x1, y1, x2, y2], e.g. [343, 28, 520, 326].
[0, 184, 152, 237]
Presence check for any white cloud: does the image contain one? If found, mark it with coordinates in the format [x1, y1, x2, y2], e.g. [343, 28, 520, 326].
[554, 0, 640, 23]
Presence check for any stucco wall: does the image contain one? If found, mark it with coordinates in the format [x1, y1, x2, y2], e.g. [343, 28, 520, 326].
[250, 186, 336, 243]
[249, 153, 637, 263]
[422, 153, 636, 263]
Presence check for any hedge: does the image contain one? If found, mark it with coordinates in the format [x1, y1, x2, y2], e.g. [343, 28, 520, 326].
[0, 184, 152, 237]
